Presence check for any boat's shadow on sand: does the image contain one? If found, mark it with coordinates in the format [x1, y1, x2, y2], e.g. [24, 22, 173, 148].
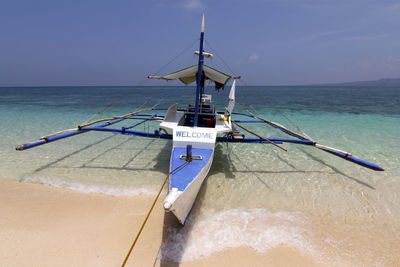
[23, 136, 375, 266]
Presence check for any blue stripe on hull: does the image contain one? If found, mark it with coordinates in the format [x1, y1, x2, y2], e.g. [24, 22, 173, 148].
[169, 147, 213, 191]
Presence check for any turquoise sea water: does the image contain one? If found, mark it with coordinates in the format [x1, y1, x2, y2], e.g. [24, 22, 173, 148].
[1, 86, 400, 265]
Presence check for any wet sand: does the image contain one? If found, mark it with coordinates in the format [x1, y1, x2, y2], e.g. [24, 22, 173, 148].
[0, 179, 330, 267]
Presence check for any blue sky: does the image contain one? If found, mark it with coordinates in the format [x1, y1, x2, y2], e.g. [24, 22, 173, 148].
[1, 0, 399, 86]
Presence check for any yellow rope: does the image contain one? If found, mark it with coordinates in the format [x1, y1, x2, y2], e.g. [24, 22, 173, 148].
[120, 161, 189, 267]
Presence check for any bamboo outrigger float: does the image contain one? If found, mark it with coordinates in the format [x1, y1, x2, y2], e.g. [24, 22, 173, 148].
[16, 16, 384, 225]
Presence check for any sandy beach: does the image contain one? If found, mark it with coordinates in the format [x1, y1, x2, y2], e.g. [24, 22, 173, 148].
[0, 179, 331, 267]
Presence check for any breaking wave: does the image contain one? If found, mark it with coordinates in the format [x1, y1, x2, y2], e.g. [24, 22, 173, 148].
[161, 208, 317, 262]
[22, 176, 156, 196]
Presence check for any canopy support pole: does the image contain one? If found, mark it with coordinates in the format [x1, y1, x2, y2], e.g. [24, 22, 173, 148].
[194, 15, 205, 127]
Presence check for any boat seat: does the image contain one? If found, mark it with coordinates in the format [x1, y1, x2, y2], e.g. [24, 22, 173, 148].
[187, 103, 215, 114]
[179, 113, 216, 128]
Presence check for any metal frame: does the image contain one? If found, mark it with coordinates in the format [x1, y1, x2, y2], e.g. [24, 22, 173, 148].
[16, 108, 384, 171]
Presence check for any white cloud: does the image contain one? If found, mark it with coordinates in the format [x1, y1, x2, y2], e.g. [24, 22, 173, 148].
[387, 55, 400, 63]
[347, 33, 387, 42]
[392, 2, 400, 9]
[181, 0, 204, 12]
[293, 29, 350, 44]
[248, 54, 260, 61]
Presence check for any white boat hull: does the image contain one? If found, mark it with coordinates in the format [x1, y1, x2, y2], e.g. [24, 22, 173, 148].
[163, 126, 217, 224]
[164, 149, 214, 224]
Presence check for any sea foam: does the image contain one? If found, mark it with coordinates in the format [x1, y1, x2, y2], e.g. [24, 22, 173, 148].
[22, 176, 156, 196]
[160, 208, 317, 262]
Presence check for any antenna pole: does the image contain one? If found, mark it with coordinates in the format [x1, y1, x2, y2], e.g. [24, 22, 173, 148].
[194, 15, 205, 127]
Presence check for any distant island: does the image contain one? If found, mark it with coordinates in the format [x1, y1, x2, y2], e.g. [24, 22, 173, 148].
[315, 78, 400, 87]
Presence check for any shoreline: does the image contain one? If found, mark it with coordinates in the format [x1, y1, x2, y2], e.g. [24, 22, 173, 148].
[0, 179, 330, 267]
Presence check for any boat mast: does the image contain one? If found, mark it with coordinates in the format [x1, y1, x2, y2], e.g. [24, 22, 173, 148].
[193, 15, 205, 127]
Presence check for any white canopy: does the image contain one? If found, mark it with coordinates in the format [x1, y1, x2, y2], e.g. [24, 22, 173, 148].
[152, 65, 233, 89]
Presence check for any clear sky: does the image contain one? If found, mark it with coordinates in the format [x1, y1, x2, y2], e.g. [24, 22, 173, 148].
[1, 0, 399, 86]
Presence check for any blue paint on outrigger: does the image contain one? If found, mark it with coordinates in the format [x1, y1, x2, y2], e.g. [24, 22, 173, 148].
[323, 149, 384, 171]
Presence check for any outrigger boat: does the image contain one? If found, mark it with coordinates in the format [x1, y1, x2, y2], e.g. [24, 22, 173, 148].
[16, 16, 384, 224]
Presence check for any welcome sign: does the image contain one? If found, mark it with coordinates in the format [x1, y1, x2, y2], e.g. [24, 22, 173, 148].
[173, 127, 217, 148]
[175, 131, 214, 139]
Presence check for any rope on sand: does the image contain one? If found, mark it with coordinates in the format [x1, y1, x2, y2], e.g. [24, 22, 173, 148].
[120, 161, 189, 267]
